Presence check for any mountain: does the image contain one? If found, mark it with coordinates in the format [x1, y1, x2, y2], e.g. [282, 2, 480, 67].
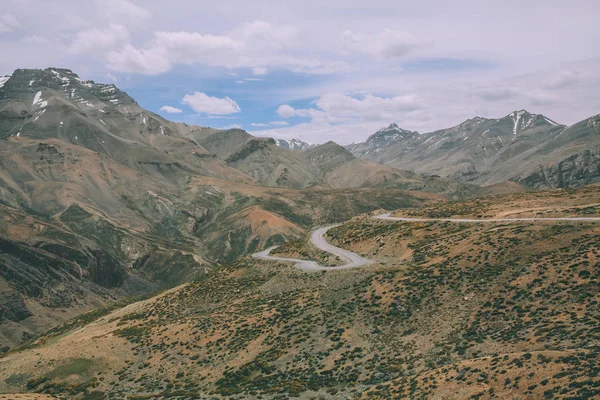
[347, 110, 600, 187]
[345, 123, 418, 158]
[4, 184, 600, 399]
[273, 138, 318, 151]
[186, 124, 474, 194]
[0, 68, 472, 350]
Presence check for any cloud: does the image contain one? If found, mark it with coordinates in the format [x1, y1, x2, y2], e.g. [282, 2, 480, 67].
[0, 14, 20, 33]
[107, 45, 171, 75]
[160, 105, 183, 114]
[542, 71, 580, 90]
[478, 87, 520, 102]
[277, 104, 297, 118]
[182, 92, 241, 115]
[315, 93, 421, 120]
[258, 92, 422, 143]
[251, 122, 269, 127]
[105, 21, 346, 75]
[97, 0, 150, 23]
[68, 24, 129, 55]
[342, 29, 422, 58]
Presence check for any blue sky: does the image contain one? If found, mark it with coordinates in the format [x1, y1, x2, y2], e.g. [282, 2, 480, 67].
[121, 65, 325, 131]
[1, 0, 599, 144]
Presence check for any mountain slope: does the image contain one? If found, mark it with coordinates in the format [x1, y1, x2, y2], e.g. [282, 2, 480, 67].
[0, 68, 466, 350]
[4, 184, 600, 399]
[347, 110, 600, 187]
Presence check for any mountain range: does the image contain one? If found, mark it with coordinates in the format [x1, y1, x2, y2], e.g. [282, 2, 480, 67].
[347, 110, 600, 188]
[0, 68, 468, 349]
[1, 67, 600, 399]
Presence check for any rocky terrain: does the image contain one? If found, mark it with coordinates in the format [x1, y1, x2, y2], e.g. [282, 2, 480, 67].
[2, 184, 599, 399]
[347, 111, 600, 188]
[273, 138, 318, 151]
[0, 68, 469, 351]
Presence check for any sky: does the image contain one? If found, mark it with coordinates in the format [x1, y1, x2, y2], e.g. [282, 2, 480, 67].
[1, 0, 599, 144]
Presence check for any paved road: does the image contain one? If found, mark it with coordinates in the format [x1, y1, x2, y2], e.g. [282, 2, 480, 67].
[252, 224, 372, 271]
[253, 213, 600, 271]
[373, 213, 600, 223]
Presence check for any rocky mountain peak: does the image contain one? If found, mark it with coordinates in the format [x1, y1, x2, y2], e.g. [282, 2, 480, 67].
[1, 68, 135, 109]
[367, 123, 417, 142]
[503, 110, 562, 135]
[273, 138, 318, 151]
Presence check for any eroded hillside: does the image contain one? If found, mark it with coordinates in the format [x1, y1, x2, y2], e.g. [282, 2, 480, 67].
[2, 185, 599, 399]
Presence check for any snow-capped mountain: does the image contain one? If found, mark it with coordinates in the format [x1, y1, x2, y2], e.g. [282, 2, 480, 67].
[345, 123, 418, 158]
[0, 75, 10, 88]
[346, 110, 600, 187]
[273, 138, 318, 151]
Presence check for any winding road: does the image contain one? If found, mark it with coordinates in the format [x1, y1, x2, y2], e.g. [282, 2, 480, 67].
[253, 213, 600, 271]
[253, 224, 372, 271]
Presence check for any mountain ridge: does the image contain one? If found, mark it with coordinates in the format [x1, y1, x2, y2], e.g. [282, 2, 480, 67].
[345, 109, 600, 187]
[0, 67, 472, 350]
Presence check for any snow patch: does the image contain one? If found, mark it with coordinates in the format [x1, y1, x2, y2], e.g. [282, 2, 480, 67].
[32, 91, 48, 108]
[32, 109, 46, 122]
[99, 119, 106, 125]
[544, 116, 559, 126]
[512, 110, 526, 135]
[0, 75, 10, 88]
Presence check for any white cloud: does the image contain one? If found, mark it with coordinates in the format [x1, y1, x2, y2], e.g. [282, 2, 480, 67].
[253, 67, 267, 75]
[68, 24, 129, 55]
[107, 44, 171, 75]
[105, 73, 118, 82]
[542, 71, 580, 90]
[160, 105, 183, 114]
[315, 93, 420, 120]
[342, 29, 422, 58]
[277, 104, 297, 118]
[251, 122, 269, 127]
[97, 0, 150, 23]
[105, 21, 346, 75]
[258, 92, 422, 143]
[0, 14, 20, 33]
[478, 87, 520, 102]
[182, 91, 241, 115]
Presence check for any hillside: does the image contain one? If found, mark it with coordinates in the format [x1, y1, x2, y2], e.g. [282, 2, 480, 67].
[0, 68, 466, 351]
[187, 128, 473, 194]
[3, 184, 599, 399]
[347, 111, 600, 188]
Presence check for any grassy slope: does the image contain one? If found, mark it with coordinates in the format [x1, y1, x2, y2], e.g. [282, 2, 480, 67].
[2, 185, 600, 399]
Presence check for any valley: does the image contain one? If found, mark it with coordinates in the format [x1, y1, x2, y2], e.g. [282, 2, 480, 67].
[1, 184, 599, 399]
[0, 68, 599, 399]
